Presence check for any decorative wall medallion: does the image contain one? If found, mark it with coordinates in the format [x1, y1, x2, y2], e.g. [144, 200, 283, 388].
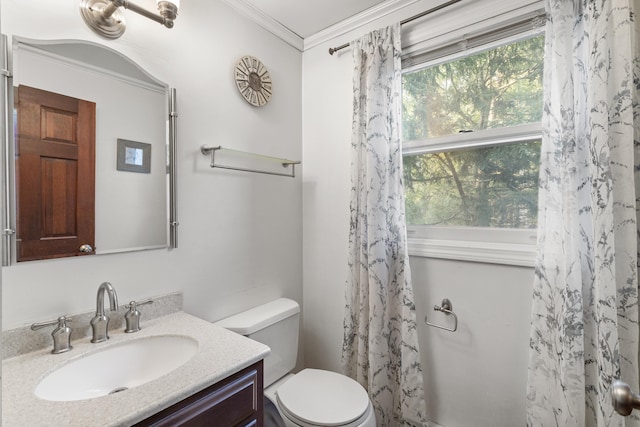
[234, 56, 272, 107]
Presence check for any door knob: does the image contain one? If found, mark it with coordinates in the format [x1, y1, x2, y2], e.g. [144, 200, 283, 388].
[79, 244, 94, 253]
[612, 380, 640, 416]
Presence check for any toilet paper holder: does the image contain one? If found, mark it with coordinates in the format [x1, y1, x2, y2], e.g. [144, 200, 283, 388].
[425, 298, 458, 332]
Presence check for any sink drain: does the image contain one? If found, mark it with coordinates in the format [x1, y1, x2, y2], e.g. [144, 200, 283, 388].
[109, 387, 129, 395]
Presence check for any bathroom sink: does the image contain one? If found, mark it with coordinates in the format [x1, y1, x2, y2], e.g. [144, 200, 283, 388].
[35, 335, 198, 401]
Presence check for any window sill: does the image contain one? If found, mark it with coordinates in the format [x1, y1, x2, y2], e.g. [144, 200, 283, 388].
[407, 237, 536, 267]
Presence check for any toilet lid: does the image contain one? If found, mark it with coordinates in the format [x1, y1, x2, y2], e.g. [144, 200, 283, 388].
[276, 369, 370, 426]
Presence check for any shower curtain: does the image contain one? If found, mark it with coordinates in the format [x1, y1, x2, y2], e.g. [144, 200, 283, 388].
[526, 0, 640, 426]
[341, 23, 427, 427]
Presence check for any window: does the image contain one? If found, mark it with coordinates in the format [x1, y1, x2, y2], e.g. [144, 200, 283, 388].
[401, 22, 545, 265]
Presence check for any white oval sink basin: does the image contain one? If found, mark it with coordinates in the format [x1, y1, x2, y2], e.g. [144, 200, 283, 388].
[35, 335, 198, 401]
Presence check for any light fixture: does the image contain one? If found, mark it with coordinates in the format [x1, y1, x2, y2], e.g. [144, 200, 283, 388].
[80, 0, 180, 39]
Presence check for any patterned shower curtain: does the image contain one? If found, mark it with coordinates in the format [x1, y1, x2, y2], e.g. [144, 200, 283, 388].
[526, 1, 640, 426]
[341, 23, 427, 427]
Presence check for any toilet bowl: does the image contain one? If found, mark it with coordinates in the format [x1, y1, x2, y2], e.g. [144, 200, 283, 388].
[214, 298, 375, 427]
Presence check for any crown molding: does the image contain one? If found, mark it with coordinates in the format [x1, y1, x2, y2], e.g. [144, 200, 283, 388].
[222, 0, 469, 52]
[303, 0, 421, 51]
[220, 0, 304, 51]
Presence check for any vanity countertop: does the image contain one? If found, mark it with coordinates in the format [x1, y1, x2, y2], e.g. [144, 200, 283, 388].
[2, 311, 270, 426]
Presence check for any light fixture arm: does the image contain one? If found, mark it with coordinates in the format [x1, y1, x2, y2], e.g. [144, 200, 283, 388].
[103, 0, 175, 28]
[80, 0, 179, 39]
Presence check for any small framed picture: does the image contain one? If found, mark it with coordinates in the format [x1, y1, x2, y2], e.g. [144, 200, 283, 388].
[117, 139, 151, 173]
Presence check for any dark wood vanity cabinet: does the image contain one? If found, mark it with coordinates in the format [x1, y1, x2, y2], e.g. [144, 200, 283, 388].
[134, 361, 264, 427]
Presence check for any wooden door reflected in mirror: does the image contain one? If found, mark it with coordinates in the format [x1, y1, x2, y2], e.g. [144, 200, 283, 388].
[15, 85, 96, 261]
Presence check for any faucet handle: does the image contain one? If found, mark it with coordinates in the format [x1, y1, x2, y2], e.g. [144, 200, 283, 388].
[124, 299, 153, 333]
[31, 316, 73, 354]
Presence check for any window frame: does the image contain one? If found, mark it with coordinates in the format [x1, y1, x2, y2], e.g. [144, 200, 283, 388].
[401, 24, 544, 266]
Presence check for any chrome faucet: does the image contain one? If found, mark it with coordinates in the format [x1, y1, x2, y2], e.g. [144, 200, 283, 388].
[90, 282, 118, 343]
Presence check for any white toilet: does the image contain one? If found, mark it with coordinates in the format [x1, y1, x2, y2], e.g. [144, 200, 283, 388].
[214, 298, 376, 427]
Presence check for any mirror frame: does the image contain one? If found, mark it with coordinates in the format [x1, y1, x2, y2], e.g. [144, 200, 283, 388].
[0, 35, 178, 265]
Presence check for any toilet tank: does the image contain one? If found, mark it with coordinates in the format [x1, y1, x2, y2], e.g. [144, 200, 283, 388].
[214, 298, 300, 387]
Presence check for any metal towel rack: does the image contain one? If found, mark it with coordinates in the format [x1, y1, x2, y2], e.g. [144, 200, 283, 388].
[425, 298, 458, 332]
[201, 145, 301, 178]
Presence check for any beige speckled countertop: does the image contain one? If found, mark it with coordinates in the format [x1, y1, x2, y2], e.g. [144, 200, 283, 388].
[2, 311, 270, 427]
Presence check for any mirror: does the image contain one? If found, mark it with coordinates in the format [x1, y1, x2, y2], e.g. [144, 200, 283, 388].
[1, 36, 178, 264]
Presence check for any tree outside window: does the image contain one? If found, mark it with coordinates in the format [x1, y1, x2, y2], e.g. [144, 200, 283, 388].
[402, 35, 544, 229]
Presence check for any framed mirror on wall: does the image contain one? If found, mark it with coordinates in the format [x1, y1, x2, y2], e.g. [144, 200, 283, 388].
[0, 36, 178, 264]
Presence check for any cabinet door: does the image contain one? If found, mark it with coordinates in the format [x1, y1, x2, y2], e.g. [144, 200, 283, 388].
[135, 361, 264, 427]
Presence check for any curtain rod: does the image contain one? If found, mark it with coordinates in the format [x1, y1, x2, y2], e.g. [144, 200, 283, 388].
[328, 0, 463, 55]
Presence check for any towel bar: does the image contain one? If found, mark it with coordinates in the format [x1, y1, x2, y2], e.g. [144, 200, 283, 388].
[201, 145, 301, 178]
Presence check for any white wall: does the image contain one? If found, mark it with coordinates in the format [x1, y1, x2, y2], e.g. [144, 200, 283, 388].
[2, 0, 302, 332]
[302, 0, 538, 425]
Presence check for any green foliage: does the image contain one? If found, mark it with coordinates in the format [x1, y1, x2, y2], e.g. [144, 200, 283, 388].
[403, 35, 544, 140]
[402, 35, 544, 228]
[403, 141, 540, 227]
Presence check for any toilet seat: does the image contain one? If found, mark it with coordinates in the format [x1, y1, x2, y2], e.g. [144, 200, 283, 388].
[276, 369, 371, 427]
